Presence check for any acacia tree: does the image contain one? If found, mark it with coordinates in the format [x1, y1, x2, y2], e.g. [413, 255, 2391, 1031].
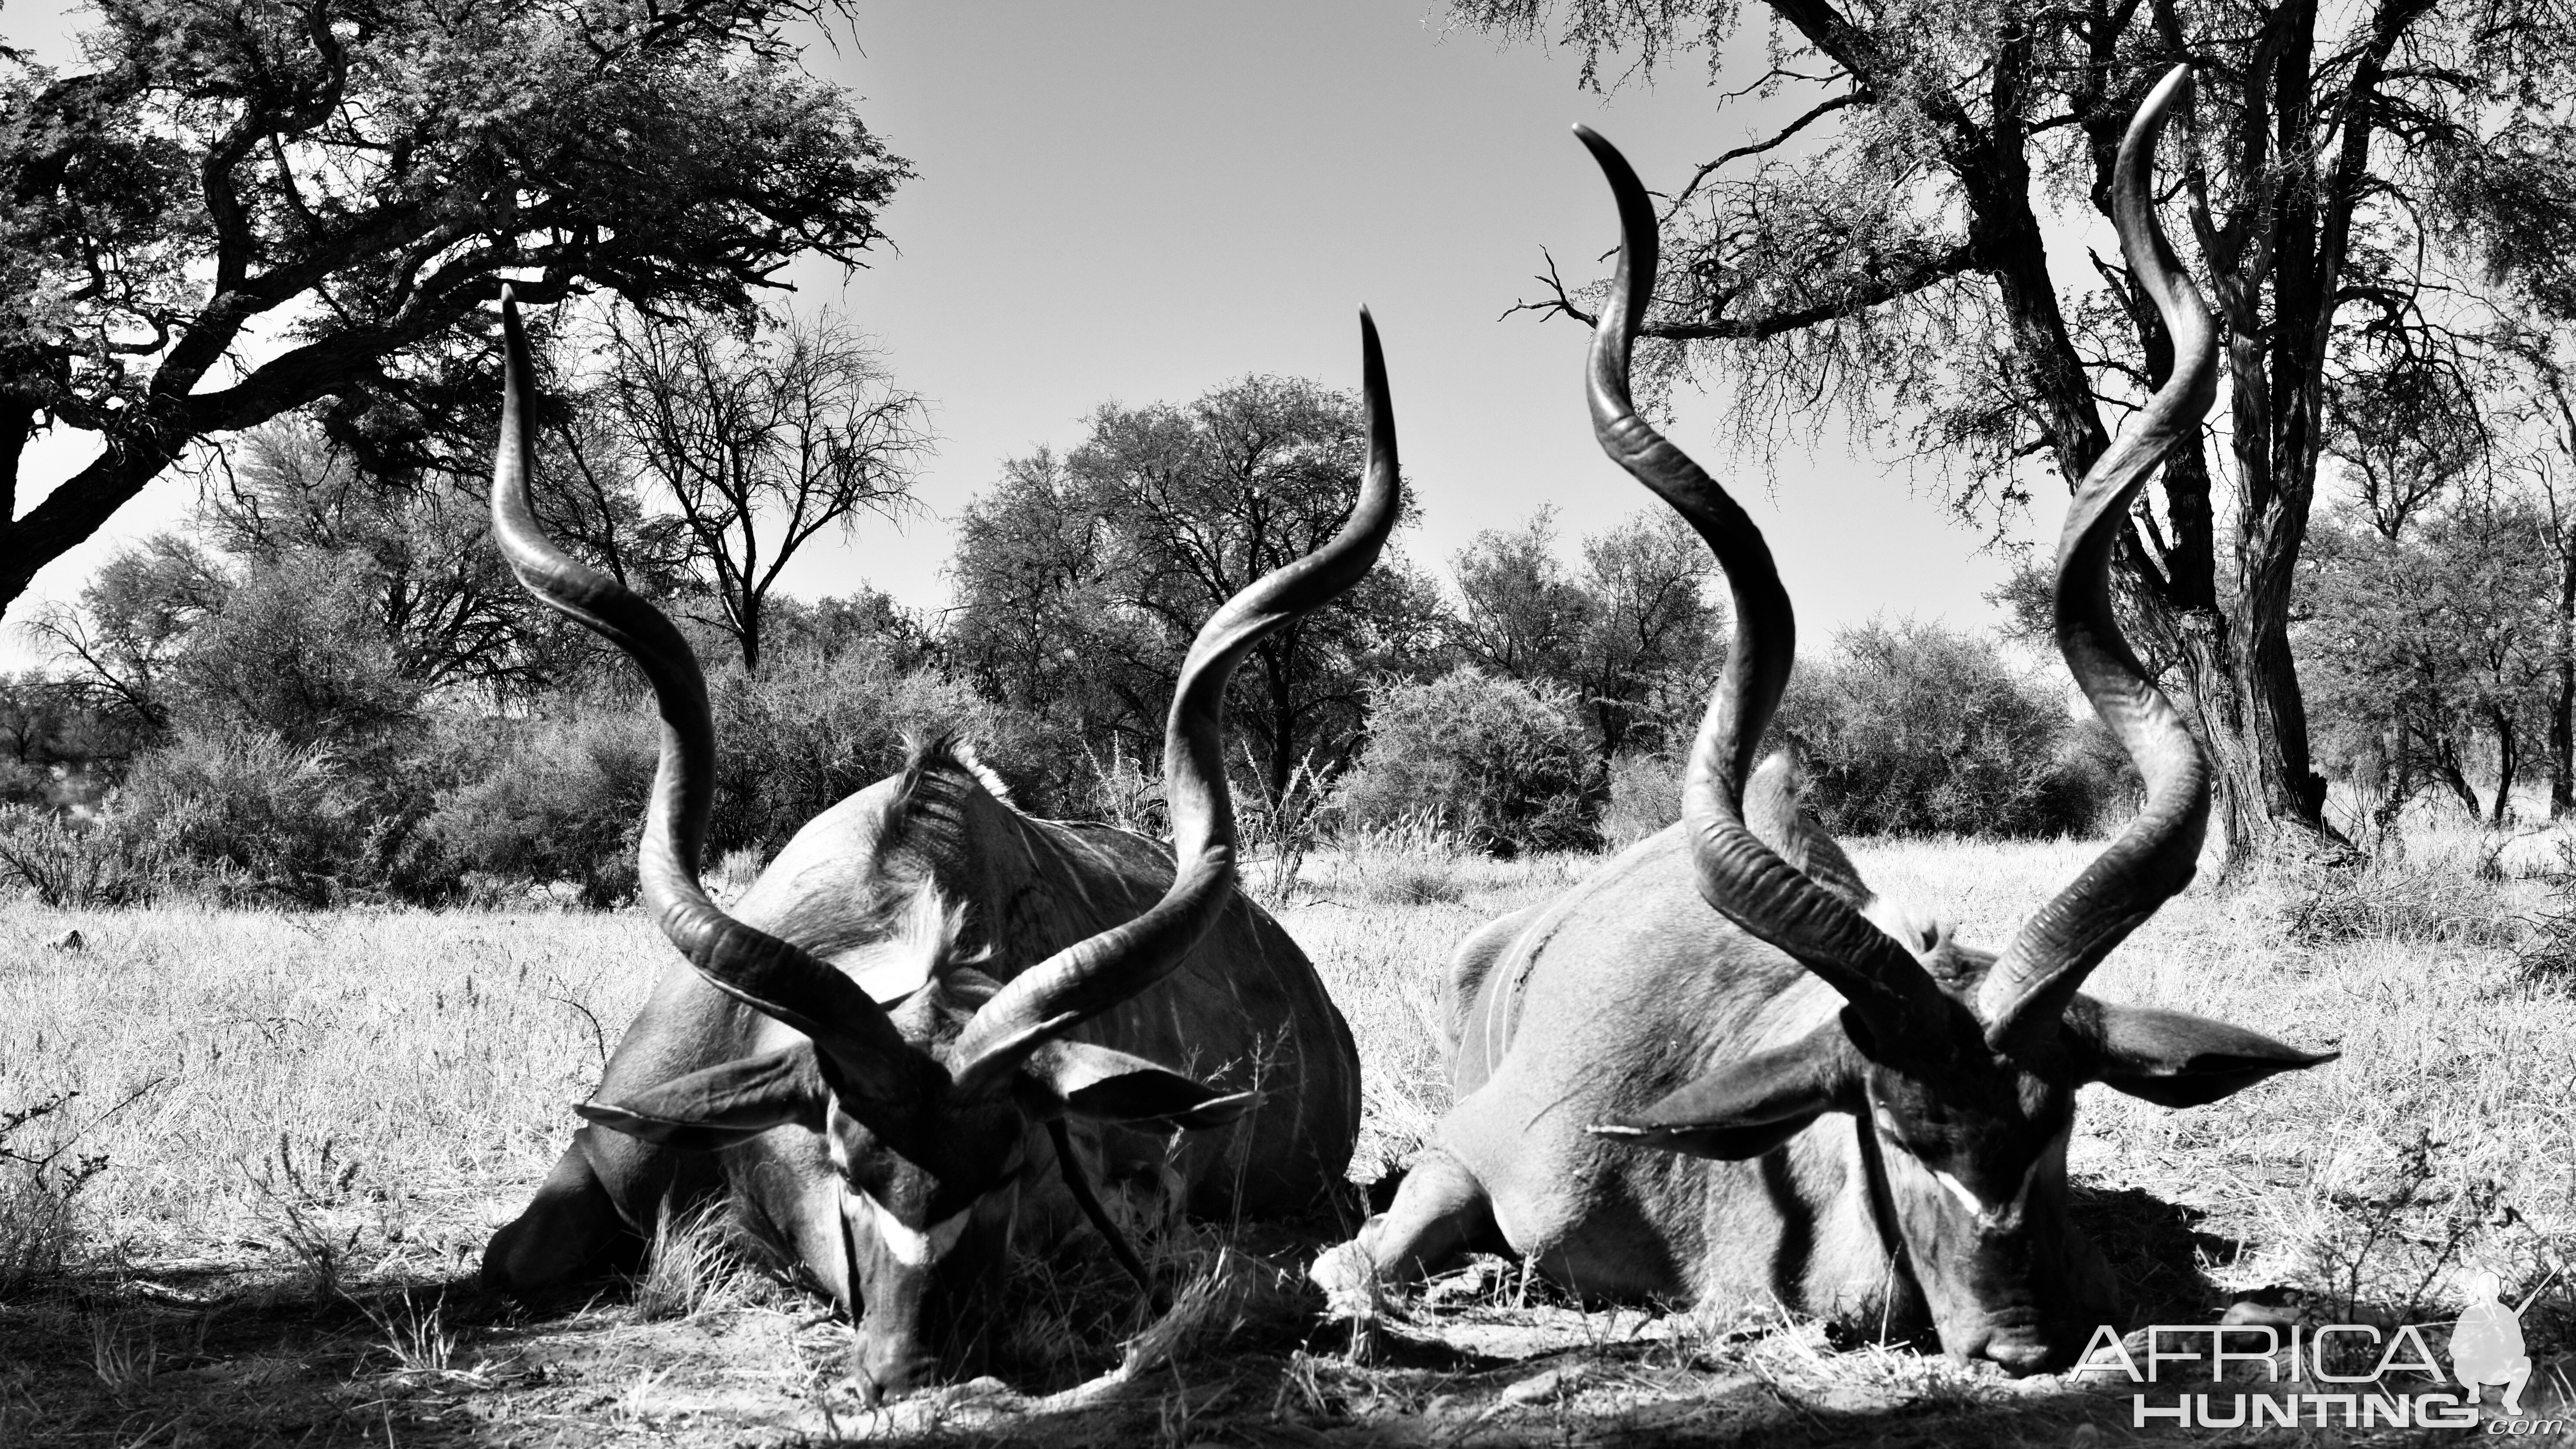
[0, 0, 908, 619]
[2301, 485, 2559, 827]
[1457, 0, 2575, 864]
[1571, 509, 1720, 757]
[203, 418, 550, 692]
[1447, 507, 1716, 760]
[597, 308, 928, 671]
[1449, 507, 1593, 682]
[948, 376, 1439, 806]
[27, 531, 228, 730]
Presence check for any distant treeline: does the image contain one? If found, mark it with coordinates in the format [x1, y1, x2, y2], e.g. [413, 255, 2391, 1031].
[13, 346, 2551, 907]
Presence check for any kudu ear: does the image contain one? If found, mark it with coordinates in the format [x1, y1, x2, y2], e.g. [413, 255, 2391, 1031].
[1587, 1021, 1853, 1161]
[2069, 999, 2337, 1108]
[1018, 1040, 1254, 1131]
[575, 1044, 830, 1152]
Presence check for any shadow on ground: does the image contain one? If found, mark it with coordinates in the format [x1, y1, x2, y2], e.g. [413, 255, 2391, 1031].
[0, 1182, 2561, 1447]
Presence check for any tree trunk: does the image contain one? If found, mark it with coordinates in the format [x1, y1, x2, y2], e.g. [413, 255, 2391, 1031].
[2490, 709, 2518, 829]
[1262, 638, 1297, 809]
[2555, 546, 2575, 816]
[2429, 735, 2481, 820]
[2169, 579, 2332, 872]
[2172, 609, 2260, 866]
[2227, 580, 2331, 842]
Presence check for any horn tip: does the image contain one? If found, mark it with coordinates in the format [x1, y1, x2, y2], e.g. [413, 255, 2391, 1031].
[2141, 64, 2194, 123]
[499, 294, 528, 351]
[1573, 123, 1622, 167]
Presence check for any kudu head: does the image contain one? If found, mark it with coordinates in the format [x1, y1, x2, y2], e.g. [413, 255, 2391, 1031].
[1576, 70, 2333, 1374]
[487, 300, 1401, 1397]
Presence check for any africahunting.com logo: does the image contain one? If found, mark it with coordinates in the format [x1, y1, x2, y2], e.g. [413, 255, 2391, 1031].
[2080, 1271, 2565, 1434]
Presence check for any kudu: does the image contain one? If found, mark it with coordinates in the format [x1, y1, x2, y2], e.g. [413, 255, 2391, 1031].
[482, 297, 1391, 1398]
[1313, 71, 2333, 1374]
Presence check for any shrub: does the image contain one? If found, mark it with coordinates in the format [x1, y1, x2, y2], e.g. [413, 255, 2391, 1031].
[112, 723, 372, 905]
[411, 709, 659, 906]
[164, 553, 419, 751]
[707, 638, 1069, 852]
[1769, 618, 2128, 838]
[0, 806, 166, 907]
[1601, 750, 1685, 849]
[394, 645, 1072, 906]
[1336, 669, 1601, 857]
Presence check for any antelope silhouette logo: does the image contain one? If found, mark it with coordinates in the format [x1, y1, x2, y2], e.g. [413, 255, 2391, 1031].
[2452, 1268, 2552, 1415]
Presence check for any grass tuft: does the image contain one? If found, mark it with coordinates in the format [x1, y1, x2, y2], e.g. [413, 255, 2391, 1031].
[85, 1314, 155, 1397]
[635, 1198, 748, 1321]
[2271, 848, 2522, 948]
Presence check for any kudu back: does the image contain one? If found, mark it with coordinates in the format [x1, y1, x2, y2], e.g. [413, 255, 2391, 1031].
[1312, 71, 2333, 1374]
[481, 300, 1397, 1398]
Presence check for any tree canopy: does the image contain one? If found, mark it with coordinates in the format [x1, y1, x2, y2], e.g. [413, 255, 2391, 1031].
[1455, 0, 2576, 863]
[1447, 505, 1718, 761]
[593, 308, 928, 671]
[947, 375, 1439, 806]
[0, 0, 907, 616]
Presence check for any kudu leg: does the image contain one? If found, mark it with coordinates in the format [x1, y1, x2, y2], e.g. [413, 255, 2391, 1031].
[1310, 1148, 1496, 1317]
[481, 1137, 645, 1298]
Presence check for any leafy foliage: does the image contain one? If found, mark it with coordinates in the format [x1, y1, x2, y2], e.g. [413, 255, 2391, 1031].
[1599, 749, 1684, 850]
[706, 634, 1059, 853]
[1772, 619, 2125, 838]
[1337, 668, 1602, 857]
[1447, 507, 1718, 761]
[947, 377, 1442, 805]
[409, 711, 659, 907]
[161, 553, 423, 752]
[0, 0, 909, 615]
[110, 723, 375, 906]
[2299, 489, 2561, 828]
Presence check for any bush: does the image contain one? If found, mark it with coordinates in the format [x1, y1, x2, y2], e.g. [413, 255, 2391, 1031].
[1336, 669, 1601, 857]
[112, 723, 373, 905]
[708, 638, 1055, 853]
[1770, 618, 2128, 838]
[1601, 750, 1685, 849]
[411, 709, 660, 906]
[165, 553, 419, 751]
[0, 806, 166, 907]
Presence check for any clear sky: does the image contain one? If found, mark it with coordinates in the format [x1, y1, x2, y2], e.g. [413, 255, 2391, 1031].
[3, 0, 2059, 660]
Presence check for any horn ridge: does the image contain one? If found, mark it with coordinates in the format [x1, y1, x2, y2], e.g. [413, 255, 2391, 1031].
[1977, 66, 2217, 1052]
[1574, 124, 1951, 1041]
[952, 308, 1404, 1079]
[486, 291, 926, 1104]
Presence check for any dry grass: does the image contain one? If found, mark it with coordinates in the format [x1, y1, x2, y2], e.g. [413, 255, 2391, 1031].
[0, 830, 2569, 1445]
